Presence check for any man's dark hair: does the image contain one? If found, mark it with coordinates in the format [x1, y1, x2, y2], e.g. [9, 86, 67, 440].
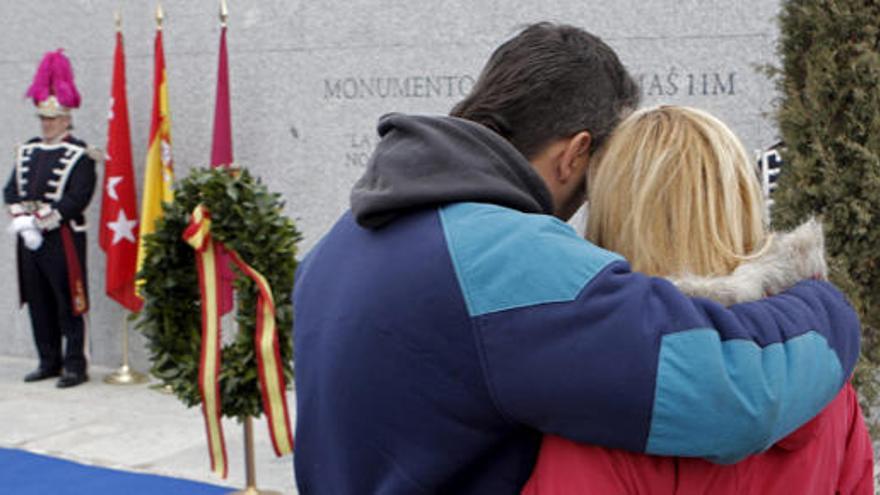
[451, 22, 640, 159]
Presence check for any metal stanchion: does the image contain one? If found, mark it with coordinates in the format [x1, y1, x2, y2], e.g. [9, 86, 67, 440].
[104, 314, 148, 385]
[229, 417, 282, 495]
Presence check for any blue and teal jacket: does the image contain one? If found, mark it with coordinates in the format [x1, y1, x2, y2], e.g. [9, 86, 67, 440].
[293, 114, 860, 494]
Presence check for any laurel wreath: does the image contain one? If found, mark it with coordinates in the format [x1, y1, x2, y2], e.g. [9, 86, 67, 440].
[136, 167, 302, 419]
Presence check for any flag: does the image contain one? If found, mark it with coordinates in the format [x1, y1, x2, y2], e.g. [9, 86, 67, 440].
[211, 23, 236, 315]
[100, 30, 142, 312]
[136, 27, 174, 288]
[211, 24, 233, 168]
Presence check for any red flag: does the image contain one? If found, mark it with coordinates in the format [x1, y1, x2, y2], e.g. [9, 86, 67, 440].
[211, 24, 236, 315]
[100, 30, 142, 312]
[211, 25, 233, 168]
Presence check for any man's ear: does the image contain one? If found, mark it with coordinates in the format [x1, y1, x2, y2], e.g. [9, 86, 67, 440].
[557, 131, 592, 183]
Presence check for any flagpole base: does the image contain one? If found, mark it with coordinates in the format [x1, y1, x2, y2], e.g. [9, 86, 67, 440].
[149, 383, 175, 394]
[103, 365, 148, 385]
[227, 488, 283, 495]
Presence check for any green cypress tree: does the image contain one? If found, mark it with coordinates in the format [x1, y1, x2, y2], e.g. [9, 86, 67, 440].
[771, 0, 880, 428]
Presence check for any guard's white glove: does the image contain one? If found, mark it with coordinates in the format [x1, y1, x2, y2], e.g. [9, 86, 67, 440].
[8, 215, 36, 235]
[20, 228, 43, 251]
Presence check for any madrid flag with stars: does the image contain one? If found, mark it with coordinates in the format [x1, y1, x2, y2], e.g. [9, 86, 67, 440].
[99, 29, 142, 312]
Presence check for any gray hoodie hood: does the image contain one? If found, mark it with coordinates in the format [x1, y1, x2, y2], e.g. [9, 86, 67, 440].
[350, 113, 554, 228]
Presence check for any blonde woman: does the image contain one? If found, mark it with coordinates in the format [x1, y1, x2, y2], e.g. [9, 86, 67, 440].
[522, 106, 873, 494]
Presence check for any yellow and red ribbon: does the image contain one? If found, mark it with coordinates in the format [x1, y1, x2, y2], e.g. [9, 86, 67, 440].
[183, 204, 294, 479]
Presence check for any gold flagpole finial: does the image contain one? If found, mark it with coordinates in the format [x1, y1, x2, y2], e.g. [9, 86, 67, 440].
[220, 0, 229, 27]
[156, 3, 164, 30]
[114, 10, 122, 32]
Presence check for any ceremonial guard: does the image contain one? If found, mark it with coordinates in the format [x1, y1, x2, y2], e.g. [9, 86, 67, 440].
[4, 50, 98, 388]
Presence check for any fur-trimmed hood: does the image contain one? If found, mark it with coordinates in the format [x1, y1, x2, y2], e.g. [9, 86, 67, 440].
[671, 218, 826, 306]
[671, 218, 838, 452]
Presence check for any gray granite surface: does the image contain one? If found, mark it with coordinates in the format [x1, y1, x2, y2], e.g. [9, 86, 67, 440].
[0, 1, 782, 368]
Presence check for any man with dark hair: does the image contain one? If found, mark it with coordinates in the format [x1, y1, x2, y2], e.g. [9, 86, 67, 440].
[451, 23, 639, 159]
[293, 23, 860, 493]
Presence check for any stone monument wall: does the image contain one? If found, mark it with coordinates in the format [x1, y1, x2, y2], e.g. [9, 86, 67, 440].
[0, 1, 782, 368]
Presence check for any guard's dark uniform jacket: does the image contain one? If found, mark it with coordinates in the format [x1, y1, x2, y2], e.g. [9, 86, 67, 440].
[4, 134, 97, 375]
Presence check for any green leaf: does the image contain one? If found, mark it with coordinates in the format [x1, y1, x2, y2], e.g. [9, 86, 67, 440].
[136, 166, 301, 419]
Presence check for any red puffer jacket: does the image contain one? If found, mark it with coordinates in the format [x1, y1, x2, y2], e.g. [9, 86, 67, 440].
[522, 382, 873, 495]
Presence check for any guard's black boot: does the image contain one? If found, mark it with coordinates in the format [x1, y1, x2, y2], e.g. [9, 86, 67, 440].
[23, 368, 61, 382]
[56, 371, 88, 388]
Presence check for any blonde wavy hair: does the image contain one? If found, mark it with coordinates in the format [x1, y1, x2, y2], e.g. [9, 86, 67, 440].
[586, 105, 769, 277]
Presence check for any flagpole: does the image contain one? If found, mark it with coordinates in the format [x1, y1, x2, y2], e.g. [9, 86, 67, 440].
[151, 1, 173, 396]
[228, 415, 283, 495]
[156, 2, 164, 30]
[105, 313, 148, 384]
[216, 1, 275, 489]
[213, 3, 279, 491]
[103, 10, 147, 386]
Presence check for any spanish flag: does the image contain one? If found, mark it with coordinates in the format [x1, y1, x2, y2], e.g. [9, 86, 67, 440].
[136, 23, 174, 287]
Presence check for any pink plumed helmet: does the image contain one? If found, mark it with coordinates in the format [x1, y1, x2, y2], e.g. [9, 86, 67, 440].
[26, 49, 81, 117]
